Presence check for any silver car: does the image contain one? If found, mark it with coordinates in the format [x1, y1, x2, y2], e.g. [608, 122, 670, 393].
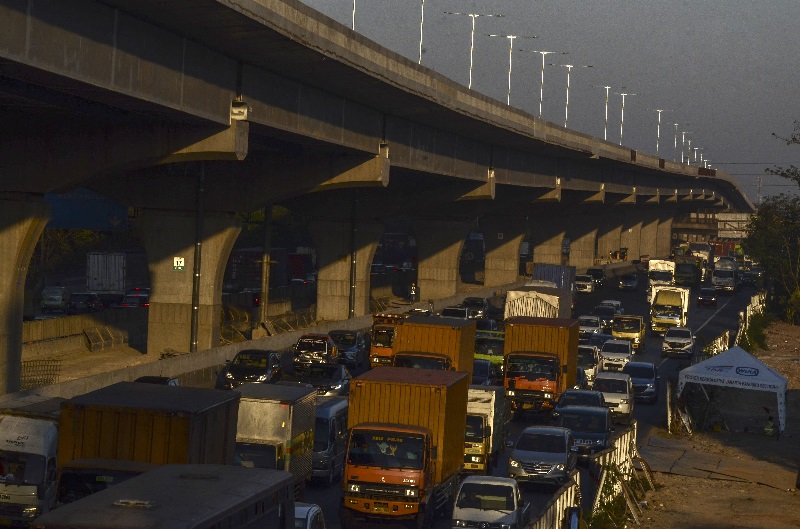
[507, 426, 576, 487]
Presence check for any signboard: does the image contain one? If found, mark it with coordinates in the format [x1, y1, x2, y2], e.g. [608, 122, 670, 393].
[174, 257, 185, 271]
[44, 188, 128, 231]
[561, 237, 571, 255]
[716, 213, 752, 239]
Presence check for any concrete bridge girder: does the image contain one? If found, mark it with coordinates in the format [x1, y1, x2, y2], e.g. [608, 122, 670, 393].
[412, 220, 472, 301]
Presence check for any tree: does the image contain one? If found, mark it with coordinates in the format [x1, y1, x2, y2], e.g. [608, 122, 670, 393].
[745, 200, 800, 323]
[768, 120, 800, 187]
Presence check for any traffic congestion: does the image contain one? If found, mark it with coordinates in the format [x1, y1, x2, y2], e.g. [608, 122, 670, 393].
[0, 258, 758, 529]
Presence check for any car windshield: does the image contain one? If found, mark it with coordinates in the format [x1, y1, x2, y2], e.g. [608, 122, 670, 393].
[579, 317, 599, 327]
[700, 289, 715, 296]
[621, 275, 636, 281]
[441, 307, 467, 317]
[296, 339, 327, 353]
[602, 343, 630, 354]
[623, 364, 655, 378]
[462, 298, 486, 310]
[347, 430, 424, 469]
[558, 392, 598, 407]
[558, 412, 607, 433]
[593, 307, 615, 318]
[303, 364, 338, 379]
[587, 269, 604, 279]
[329, 332, 356, 347]
[576, 275, 592, 282]
[665, 329, 692, 339]
[594, 378, 628, 394]
[121, 295, 142, 305]
[516, 432, 566, 453]
[232, 352, 271, 367]
[456, 482, 515, 511]
[714, 270, 734, 278]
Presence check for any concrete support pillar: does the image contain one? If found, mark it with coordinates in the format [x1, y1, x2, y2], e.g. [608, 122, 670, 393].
[620, 219, 643, 260]
[566, 215, 599, 269]
[529, 209, 566, 265]
[656, 215, 674, 258]
[639, 214, 660, 258]
[0, 196, 49, 394]
[412, 220, 471, 301]
[480, 217, 525, 287]
[308, 220, 383, 322]
[596, 214, 623, 261]
[139, 209, 241, 355]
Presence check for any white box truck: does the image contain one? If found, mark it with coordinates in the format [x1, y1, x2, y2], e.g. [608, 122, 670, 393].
[463, 386, 508, 474]
[649, 286, 690, 335]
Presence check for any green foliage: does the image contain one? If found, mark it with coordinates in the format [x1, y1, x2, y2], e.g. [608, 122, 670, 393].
[768, 120, 800, 187]
[743, 194, 800, 322]
[738, 311, 774, 351]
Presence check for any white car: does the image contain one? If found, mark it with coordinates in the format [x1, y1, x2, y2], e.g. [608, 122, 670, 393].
[295, 502, 326, 529]
[578, 315, 602, 340]
[575, 274, 595, 293]
[599, 299, 624, 314]
[593, 371, 635, 425]
[599, 339, 633, 372]
[452, 475, 531, 528]
[662, 326, 696, 358]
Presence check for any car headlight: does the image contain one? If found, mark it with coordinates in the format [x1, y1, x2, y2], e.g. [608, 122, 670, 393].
[225, 371, 234, 379]
[470, 455, 483, 463]
[348, 483, 360, 493]
[554, 464, 565, 471]
[646, 383, 654, 388]
[507, 390, 516, 397]
[23, 507, 39, 518]
[595, 439, 605, 445]
[453, 521, 468, 528]
[509, 459, 520, 468]
[332, 383, 343, 390]
[662, 343, 668, 350]
[256, 373, 268, 382]
[500, 524, 514, 529]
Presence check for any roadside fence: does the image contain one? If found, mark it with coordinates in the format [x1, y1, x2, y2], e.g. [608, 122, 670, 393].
[734, 291, 766, 346]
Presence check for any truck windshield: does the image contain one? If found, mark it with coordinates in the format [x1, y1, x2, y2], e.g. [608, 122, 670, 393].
[456, 482, 514, 510]
[0, 451, 45, 486]
[314, 417, 331, 452]
[234, 442, 278, 470]
[505, 356, 558, 381]
[394, 355, 447, 370]
[649, 271, 673, 282]
[464, 415, 485, 440]
[348, 431, 425, 470]
[372, 328, 394, 348]
[612, 319, 640, 332]
[652, 306, 680, 318]
[54, 467, 142, 506]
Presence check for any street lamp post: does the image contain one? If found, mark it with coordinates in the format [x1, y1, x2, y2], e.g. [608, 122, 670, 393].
[615, 91, 638, 145]
[648, 109, 672, 157]
[680, 131, 692, 164]
[590, 85, 612, 141]
[487, 33, 537, 105]
[520, 50, 568, 117]
[418, 0, 426, 64]
[560, 64, 592, 128]
[686, 139, 693, 165]
[693, 147, 703, 165]
[444, 11, 504, 89]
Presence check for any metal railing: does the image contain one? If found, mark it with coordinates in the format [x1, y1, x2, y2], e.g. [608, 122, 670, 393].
[20, 359, 62, 390]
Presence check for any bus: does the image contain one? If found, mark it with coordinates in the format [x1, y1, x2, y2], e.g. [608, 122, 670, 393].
[34, 464, 294, 529]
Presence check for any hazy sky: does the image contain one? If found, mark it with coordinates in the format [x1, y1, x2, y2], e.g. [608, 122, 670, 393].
[298, 0, 800, 205]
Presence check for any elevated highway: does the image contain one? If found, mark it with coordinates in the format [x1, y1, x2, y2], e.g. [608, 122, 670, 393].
[0, 0, 752, 392]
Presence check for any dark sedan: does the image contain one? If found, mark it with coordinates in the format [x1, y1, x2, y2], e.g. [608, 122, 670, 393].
[328, 330, 367, 369]
[295, 364, 352, 396]
[697, 287, 718, 308]
[67, 292, 104, 314]
[617, 274, 639, 291]
[215, 349, 282, 390]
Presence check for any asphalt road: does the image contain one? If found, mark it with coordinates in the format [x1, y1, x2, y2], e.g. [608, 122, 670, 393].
[304, 271, 755, 529]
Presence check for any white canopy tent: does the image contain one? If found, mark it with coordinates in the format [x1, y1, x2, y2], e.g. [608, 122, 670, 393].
[677, 346, 788, 432]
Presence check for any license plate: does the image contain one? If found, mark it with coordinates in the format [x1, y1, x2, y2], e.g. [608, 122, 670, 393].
[373, 502, 389, 513]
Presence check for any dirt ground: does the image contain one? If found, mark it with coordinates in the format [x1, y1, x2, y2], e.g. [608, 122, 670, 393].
[637, 321, 800, 529]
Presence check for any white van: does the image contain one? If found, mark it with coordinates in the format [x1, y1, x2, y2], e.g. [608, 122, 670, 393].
[593, 372, 635, 425]
[312, 397, 348, 486]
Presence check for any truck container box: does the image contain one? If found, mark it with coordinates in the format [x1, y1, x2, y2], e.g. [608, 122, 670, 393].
[57, 382, 239, 468]
[348, 367, 469, 484]
[392, 315, 476, 379]
[504, 317, 579, 359]
[504, 286, 572, 320]
[86, 252, 126, 293]
[531, 263, 576, 292]
[235, 383, 316, 485]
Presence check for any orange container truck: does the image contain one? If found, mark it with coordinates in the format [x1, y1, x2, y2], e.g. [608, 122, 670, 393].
[340, 368, 469, 529]
[391, 315, 476, 379]
[503, 317, 579, 418]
